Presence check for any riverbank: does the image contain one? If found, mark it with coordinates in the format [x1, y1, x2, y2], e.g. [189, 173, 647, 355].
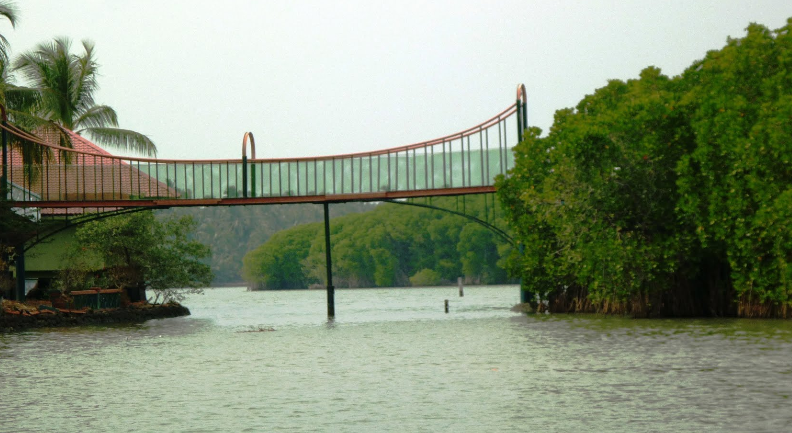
[0, 301, 190, 333]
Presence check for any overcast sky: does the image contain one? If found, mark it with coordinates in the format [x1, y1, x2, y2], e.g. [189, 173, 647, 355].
[4, 1, 792, 160]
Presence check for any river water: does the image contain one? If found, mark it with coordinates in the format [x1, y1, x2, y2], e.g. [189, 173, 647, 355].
[2, 285, 791, 432]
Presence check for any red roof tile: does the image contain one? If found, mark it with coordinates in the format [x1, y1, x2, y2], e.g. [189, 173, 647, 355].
[4, 127, 177, 207]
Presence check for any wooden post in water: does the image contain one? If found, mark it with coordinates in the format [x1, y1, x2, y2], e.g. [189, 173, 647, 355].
[444, 299, 449, 313]
[323, 202, 335, 318]
[458, 277, 464, 297]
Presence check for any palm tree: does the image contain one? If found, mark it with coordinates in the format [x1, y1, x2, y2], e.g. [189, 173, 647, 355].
[0, 2, 36, 117]
[14, 37, 157, 156]
[0, 1, 42, 195]
[0, 1, 18, 70]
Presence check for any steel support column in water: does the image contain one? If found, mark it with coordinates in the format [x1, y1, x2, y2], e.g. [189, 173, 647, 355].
[323, 202, 335, 318]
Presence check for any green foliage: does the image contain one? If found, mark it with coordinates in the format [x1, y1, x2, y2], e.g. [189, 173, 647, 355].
[14, 37, 157, 155]
[0, 2, 50, 173]
[242, 222, 322, 289]
[498, 19, 792, 316]
[409, 268, 442, 286]
[242, 197, 515, 289]
[0, 22, 155, 178]
[676, 21, 792, 309]
[458, 223, 507, 284]
[0, 200, 38, 247]
[61, 211, 213, 302]
[0, 200, 36, 296]
[0, 0, 17, 70]
[165, 202, 373, 285]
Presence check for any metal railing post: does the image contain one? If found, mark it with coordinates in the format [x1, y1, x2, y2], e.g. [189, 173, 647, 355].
[242, 155, 247, 198]
[2, 105, 9, 201]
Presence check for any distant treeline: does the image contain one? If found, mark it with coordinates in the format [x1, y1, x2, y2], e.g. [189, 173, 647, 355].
[497, 20, 792, 317]
[242, 196, 516, 289]
[160, 203, 373, 284]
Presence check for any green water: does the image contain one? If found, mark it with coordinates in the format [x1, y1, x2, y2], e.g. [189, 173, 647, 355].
[2, 286, 791, 432]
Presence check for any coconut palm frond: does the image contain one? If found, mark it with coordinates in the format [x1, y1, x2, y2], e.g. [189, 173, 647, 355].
[73, 40, 99, 112]
[4, 85, 41, 118]
[75, 104, 118, 129]
[0, 0, 17, 70]
[13, 36, 158, 156]
[13, 45, 48, 84]
[7, 127, 53, 184]
[0, 2, 18, 28]
[0, 33, 10, 67]
[5, 110, 48, 135]
[15, 38, 80, 129]
[81, 126, 157, 157]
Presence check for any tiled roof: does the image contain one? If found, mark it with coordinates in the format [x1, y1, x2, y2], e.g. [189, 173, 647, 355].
[4, 127, 177, 207]
[62, 130, 116, 158]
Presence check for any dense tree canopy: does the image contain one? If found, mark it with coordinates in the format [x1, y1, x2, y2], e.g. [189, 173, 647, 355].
[497, 19, 792, 317]
[242, 196, 514, 289]
[60, 211, 213, 302]
[163, 202, 373, 284]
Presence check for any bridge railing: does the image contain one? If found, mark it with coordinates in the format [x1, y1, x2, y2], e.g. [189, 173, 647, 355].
[243, 103, 519, 198]
[1, 91, 525, 207]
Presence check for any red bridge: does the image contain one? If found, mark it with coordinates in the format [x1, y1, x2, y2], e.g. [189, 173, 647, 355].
[2, 85, 527, 213]
[2, 85, 528, 317]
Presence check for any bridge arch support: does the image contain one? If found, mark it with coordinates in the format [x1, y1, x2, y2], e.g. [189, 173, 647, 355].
[12, 207, 156, 302]
[22, 207, 158, 254]
[242, 132, 257, 198]
[516, 83, 528, 139]
[381, 197, 515, 247]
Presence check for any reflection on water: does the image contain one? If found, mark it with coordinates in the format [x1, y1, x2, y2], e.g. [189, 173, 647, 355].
[1, 286, 791, 432]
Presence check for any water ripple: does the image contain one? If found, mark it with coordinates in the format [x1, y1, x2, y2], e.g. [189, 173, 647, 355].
[2, 286, 791, 432]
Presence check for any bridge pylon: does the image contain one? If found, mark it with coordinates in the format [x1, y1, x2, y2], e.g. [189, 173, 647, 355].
[323, 202, 335, 319]
[242, 132, 256, 198]
[516, 83, 528, 139]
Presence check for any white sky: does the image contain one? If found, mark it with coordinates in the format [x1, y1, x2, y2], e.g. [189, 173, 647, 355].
[4, 1, 792, 160]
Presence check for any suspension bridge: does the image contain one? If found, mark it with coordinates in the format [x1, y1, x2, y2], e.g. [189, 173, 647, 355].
[1, 85, 529, 317]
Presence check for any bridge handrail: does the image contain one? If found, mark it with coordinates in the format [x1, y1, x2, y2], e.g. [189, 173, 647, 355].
[0, 102, 517, 165]
[307, 103, 518, 160]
